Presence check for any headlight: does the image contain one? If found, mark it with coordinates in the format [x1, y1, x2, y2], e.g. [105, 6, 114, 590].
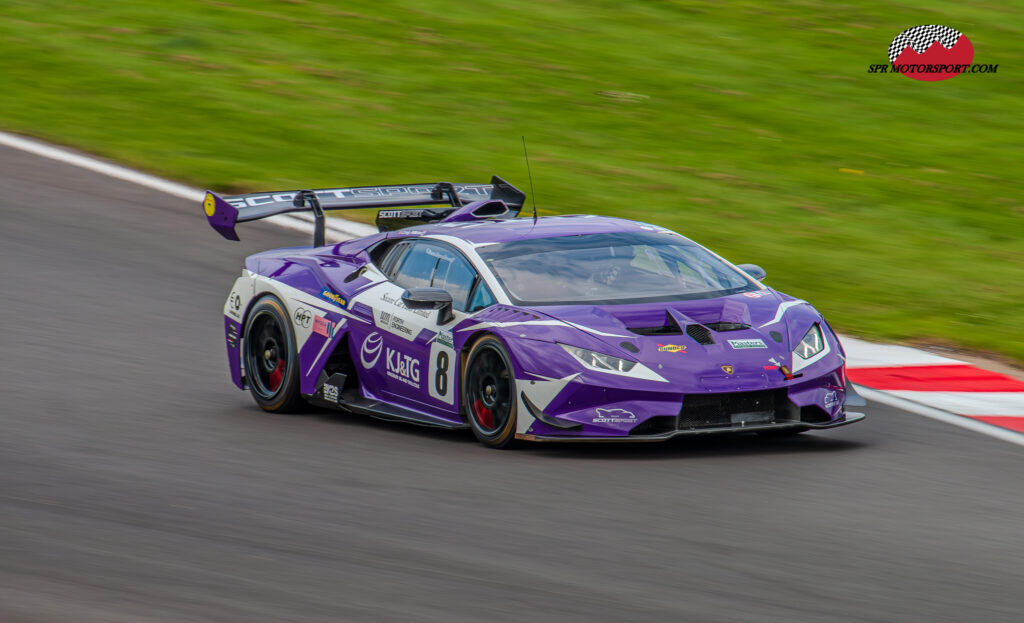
[559, 344, 637, 373]
[794, 324, 825, 360]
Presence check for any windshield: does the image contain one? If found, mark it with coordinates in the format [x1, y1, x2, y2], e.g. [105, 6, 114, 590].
[478, 231, 758, 306]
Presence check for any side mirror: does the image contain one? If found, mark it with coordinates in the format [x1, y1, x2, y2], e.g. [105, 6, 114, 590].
[737, 263, 767, 281]
[402, 287, 454, 325]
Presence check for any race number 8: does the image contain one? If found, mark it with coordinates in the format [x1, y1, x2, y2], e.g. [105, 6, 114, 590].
[435, 351, 449, 395]
[428, 340, 456, 405]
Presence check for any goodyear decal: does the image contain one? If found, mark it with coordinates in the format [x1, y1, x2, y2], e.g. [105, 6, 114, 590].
[319, 288, 347, 308]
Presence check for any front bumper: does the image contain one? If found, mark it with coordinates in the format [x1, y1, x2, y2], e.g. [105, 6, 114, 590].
[516, 411, 864, 442]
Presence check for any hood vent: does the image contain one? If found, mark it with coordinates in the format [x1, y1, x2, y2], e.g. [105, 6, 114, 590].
[704, 322, 751, 332]
[627, 310, 683, 336]
[686, 324, 715, 345]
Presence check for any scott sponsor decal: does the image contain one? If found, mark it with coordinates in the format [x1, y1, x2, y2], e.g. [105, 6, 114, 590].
[824, 390, 842, 409]
[360, 332, 383, 369]
[224, 184, 494, 210]
[728, 338, 767, 350]
[386, 347, 420, 387]
[742, 291, 770, 298]
[593, 407, 637, 424]
[319, 288, 347, 307]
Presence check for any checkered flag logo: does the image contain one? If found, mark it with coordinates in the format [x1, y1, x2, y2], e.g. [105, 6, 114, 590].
[888, 25, 962, 64]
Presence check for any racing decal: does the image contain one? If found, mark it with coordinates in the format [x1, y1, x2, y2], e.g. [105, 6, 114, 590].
[319, 288, 347, 307]
[458, 318, 629, 339]
[359, 285, 442, 342]
[436, 329, 454, 348]
[428, 338, 456, 404]
[312, 315, 337, 338]
[742, 291, 770, 299]
[224, 184, 495, 210]
[360, 332, 384, 369]
[376, 309, 416, 338]
[323, 382, 341, 403]
[758, 300, 807, 328]
[226, 321, 239, 350]
[293, 307, 313, 328]
[721, 365, 735, 375]
[516, 373, 580, 434]
[203, 193, 217, 217]
[382, 291, 429, 318]
[227, 291, 243, 319]
[657, 344, 686, 353]
[728, 338, 767, 350]
[824, 390, 842, 409]
[593, 408, 637, 424]
[385, 345, 421, 388]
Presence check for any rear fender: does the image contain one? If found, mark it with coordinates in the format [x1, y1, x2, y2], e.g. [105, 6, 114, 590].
[245, 275, 360, 396]
[223, 272, 257, 389]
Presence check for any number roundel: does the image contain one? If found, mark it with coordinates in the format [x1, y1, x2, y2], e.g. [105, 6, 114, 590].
[428, 339, 456, 405]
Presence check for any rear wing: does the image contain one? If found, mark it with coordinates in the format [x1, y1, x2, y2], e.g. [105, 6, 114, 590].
[203, 176, 525, 245]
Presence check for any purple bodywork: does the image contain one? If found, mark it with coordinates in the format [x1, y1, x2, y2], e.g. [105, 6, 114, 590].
[216, 208, 864, 441]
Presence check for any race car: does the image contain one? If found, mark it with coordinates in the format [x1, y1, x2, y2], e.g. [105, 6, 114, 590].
[203, 176, 865, 447]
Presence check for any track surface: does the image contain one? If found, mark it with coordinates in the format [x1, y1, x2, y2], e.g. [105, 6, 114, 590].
[1, 144, 1022, 623]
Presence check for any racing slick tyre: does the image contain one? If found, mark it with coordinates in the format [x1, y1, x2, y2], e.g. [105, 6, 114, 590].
[463, 335, 518, 449]
[243, 295, 302, 413]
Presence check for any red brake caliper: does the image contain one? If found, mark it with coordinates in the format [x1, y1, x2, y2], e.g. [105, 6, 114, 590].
[473, 399, 494, 429]
[268, 360, 286, 391]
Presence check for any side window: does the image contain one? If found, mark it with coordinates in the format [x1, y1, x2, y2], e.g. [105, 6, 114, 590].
[432, 252, 477, 312]
[378, 241, 409, 279]
[468, 282, 497, 312]
[392, 243, 440, 290]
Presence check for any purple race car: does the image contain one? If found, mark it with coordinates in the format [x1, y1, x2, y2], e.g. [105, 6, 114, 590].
[204, 176, 865, 448]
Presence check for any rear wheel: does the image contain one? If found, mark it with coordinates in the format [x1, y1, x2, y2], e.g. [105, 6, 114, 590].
[463, 336, 517, 448]
[243, 295, 302, 413]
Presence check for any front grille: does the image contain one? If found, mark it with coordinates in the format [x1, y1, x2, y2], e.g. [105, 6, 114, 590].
[678, 389, 787, 430]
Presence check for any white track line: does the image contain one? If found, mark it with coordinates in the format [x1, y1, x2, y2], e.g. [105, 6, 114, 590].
[3, 129, 1021, 447]
[858, 386, 1024, 448]
[0, 130, 376, 240]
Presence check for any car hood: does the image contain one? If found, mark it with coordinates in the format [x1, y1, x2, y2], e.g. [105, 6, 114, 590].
[526, 289, 833, 385]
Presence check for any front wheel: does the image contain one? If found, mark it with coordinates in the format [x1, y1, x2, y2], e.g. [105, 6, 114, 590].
[243, 295, 302, 413]
[463, 336, 517, 448]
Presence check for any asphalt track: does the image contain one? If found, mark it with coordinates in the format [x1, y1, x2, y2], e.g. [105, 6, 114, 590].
[1, 143, 1022, 623]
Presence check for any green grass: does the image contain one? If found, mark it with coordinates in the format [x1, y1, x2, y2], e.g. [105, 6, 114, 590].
[2, 1, 1022, 362]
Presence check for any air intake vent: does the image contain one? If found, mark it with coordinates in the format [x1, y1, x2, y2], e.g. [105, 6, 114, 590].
[628, 311, 682, 336]
[704, 322, 751, 332]
[686, 324, 715, 345]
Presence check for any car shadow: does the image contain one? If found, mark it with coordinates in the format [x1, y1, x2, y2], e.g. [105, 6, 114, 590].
[517, 431, 866, 460]
[285, 405, 868, 458]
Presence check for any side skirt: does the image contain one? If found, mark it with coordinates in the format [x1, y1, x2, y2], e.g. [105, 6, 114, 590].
[304, 372, 469, 430]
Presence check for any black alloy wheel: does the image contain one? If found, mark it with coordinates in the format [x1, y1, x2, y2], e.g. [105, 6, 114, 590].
[463, 335, 517, 448]
[243, 295, 302, 412]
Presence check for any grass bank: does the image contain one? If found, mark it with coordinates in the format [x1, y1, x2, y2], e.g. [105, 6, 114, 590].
[1, 0, 1022, 361]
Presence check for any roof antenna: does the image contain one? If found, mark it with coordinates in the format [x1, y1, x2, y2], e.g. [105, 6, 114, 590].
[522, 136, 538, 223]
